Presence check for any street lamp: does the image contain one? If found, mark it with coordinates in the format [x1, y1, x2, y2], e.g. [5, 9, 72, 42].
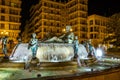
[0, 31, 8, 37]
[62, 28, 65, 32]
[62, 28, 73, 33]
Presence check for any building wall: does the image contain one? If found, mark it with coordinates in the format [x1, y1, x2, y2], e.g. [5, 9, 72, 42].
[22, 0, 88, 42]
[87, 14, 108, 47]
[0, 0, 21, 42]
[66, 0, 88, 42]
[23, 0, 66, 42]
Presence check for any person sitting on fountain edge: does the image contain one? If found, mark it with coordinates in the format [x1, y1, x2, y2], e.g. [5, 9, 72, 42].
[44, 25, 74, 43]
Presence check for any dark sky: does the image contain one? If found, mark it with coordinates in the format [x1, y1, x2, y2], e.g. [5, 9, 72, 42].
[88, 0, 120, 16]
[21, 0, 38, 30]
[20, 0, 120, 31]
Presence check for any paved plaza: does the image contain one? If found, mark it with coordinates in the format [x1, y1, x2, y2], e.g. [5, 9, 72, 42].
[0, 53, 120, 80]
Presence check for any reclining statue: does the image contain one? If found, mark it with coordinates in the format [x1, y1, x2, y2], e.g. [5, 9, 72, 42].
[44, 25, 74, 43]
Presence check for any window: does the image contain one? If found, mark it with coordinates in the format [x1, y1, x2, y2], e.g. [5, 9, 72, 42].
[51, 23, 53, 26]
[90, 27, 93, 32]
[44, 28, 46, 32]
[9, 16, 19, 22]
[57, 29, 59, 33]
[90, 34, 93, 39]
[9, 24, 19, 30]
[95, 19, 100, 25]
[94, 26, 99, 32]
[103, 21, 106, 26]
[1, 8, 5, 13]
[81, 27, 86, 31]
[2, 0, 5, 5]
[1, 16, 5, 21]
[10, 2, 15, 7]
[44, 22, 46, 25]
[44, 3, 46, 6]
[0, 23, 5, 29]
[75, 27, 77, 31]
[89, 20, 93, 25]
[82, 34, 86, 38]
[94, 34, 97, 39]
[9, 9, 19, 15]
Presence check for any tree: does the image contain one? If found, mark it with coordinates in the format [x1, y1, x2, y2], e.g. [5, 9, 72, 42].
[106, 12, 120, 47]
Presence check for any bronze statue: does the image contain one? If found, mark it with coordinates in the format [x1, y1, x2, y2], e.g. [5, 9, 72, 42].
[85, 39, 96, 58]
[44, 26, 74, 43]
[2, 36, 8, 58]
[28, 33, 38, 58]
[73, 36, 79, 58]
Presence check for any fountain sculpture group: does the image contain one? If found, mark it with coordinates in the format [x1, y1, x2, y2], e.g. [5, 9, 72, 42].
[9, 26, 99, 67]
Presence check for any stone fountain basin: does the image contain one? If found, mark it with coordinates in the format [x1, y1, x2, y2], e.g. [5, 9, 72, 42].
[9, 43, 75, 62]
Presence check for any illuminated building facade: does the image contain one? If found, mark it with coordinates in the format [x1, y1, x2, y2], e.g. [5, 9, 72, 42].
[66, 0, 88, 42]
[87, 14, 108, 47]
[22, 0, 88, 42]
[0, 0, 21, 42]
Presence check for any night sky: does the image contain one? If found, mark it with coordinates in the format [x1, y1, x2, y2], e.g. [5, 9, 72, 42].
[20, 0, 120, 30]
[21, 0, 38, 30]
[88, 0, 120, 16]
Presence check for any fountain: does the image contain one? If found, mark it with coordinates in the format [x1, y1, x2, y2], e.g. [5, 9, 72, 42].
[36, 43, 74, 62]
[9, 43, 32, 62]
[9, 26, 89, 63]
[7, 34, 120, 80]
[1, 26, 120, 80]
[9, 43, 89, 62]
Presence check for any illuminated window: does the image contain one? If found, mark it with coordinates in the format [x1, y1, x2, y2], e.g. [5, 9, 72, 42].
[0, 23, 5, 29]
[94, 26, 99, 32]
[11, 2, 14, 7]
[90, 20, 93, 25]
[95, 19, 100, 25]
[10, 2, 18, 7]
